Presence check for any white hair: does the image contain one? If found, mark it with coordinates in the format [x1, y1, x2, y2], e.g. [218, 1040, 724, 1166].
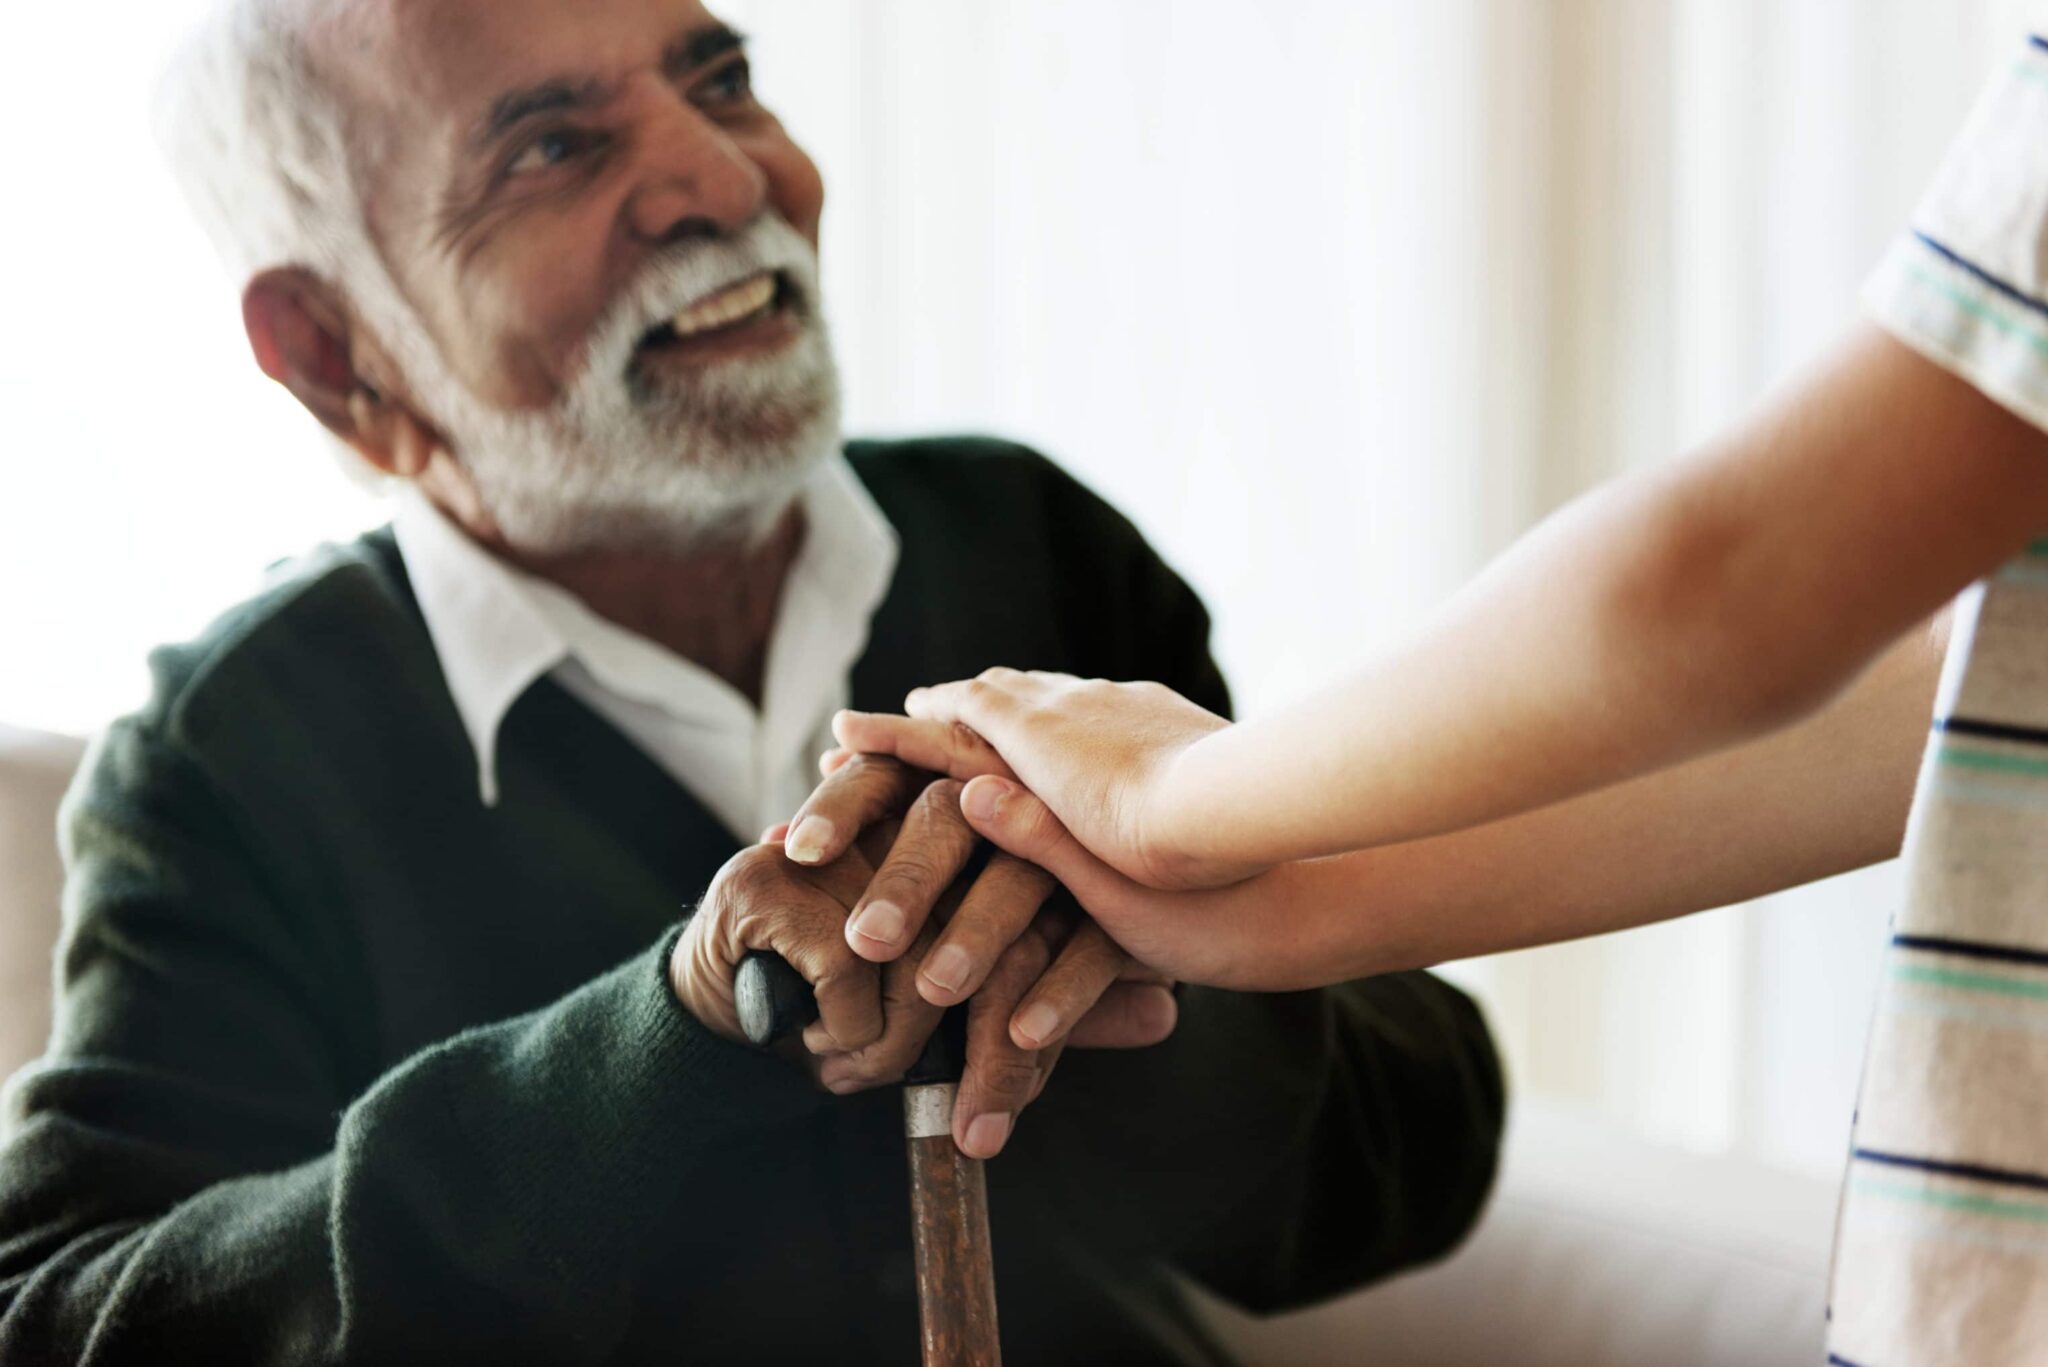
[154, 0, 845, 551]
[157, 2, 361, 295]
[155, 0, 423, 486]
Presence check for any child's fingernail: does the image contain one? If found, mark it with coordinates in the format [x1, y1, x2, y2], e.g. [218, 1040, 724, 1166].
[1013, 1002, 1060, 1047]
[963, 778, 1012, 824]
[849, 900, 906, 946]
[963, 1111, 1012, 1158]
[787, 815, 834, 863]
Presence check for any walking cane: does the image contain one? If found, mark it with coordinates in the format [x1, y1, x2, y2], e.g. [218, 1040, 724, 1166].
[736, 952, 1003, 1366]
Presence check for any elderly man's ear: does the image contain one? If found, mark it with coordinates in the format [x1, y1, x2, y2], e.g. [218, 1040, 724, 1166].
[241, 267, 442, 479]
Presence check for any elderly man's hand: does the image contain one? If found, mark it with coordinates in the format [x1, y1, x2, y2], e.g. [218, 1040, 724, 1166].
[672, 756, 1178, 1159]
[789, 753, 1181, 1039]
[800, 753, 1180, 1148]
[672, 839, 892, 1057]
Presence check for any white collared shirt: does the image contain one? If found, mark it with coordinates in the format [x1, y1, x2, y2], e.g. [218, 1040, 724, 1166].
[391, 456, 899, 843]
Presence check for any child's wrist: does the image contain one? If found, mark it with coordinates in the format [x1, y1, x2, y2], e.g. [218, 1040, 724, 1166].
[1145, 731, 1259, 884]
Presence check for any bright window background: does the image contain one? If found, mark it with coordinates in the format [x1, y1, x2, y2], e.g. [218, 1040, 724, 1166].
[7, 0, 2047, 1176]
[3, 5, 387, 733]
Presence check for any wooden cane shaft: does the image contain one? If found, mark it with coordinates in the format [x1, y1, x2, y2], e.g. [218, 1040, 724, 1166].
[904, 1084, 1001, 1366]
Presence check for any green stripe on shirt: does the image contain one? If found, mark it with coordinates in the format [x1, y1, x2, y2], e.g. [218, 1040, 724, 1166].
[1903, 261, 2048, 362]
[1852, 1175, 2048, 1227]
[1938, 746, 2048, 779]
[1893, 964, 2048, 1002]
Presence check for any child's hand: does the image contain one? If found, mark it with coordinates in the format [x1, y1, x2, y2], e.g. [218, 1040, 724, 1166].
[826, 670, 1260, 890]
[940, 773, 1331, 992]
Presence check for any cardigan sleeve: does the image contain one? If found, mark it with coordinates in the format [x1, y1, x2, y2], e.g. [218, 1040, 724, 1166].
[0, 717, 827, 1364]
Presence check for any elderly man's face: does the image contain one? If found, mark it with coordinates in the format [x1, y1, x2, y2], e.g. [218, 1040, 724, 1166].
[324, 0, 836, 550]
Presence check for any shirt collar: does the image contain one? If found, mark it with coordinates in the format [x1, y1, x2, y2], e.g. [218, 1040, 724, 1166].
[391, 486, 566, 806]
[391, 455, 899, 807]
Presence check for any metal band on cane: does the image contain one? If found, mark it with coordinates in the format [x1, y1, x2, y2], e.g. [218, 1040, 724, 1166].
[903, 1083, 957, 1139]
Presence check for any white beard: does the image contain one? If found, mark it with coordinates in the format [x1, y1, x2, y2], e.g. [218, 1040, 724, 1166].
[371, 214, 843, 555]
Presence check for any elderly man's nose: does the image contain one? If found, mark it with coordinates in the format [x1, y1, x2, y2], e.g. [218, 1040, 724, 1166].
[626, 108, 768, 243]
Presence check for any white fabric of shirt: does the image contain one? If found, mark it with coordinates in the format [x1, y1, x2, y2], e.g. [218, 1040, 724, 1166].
[391, 456, 899, 843]
[1832, 35, 2048, 1367]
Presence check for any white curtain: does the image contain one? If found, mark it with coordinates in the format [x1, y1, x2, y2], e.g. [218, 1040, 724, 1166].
[7, 0, 2047, 1172]
[717, 0, 2045, 1172]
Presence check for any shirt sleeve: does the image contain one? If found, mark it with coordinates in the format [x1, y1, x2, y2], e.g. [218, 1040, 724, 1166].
[1865, 36, 2048, 434]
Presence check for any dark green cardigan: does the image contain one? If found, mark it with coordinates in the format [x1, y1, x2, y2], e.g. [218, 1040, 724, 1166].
[0, 439, 1503, 1365]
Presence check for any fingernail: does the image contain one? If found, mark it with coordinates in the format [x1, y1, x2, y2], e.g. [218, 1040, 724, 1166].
[922, 944, 972, 995]
[1133, 986, 1179, 1038]
[826, 1076, 865, 1096]
[1014, 1002, 1061, 1047]
[964, 1111, 1012, 1158]
[849, 900, 906, 946]
[787, 815, 834, 864]
[963, 778, 1012, 824]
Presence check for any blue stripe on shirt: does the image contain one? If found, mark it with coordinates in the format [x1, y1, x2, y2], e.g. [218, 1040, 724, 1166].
[1937, 716, 2048, 749]
[1855, 1147, 2048, 1196]
[1913, 231, 2048, 323]
[1894, 934, 2048, 969]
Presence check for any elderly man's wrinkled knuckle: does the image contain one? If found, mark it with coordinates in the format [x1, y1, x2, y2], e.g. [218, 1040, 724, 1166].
[841, 1054, 907, 1089]
[806, 963, 872, 1004]
[915, 779, 965, 817]
[876, 853, 942, 900]
[977, 1056, 1040, 1100]
[1006, 928, 1056, 972]
[838, 752, 891, 787]
[726, 846, 791, 903]
[836, 1020, 885, 1052]
[991, 854, 1056, 899]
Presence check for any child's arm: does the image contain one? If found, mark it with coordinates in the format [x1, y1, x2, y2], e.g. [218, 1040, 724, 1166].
[931, 609, 1945, 1000]
[840, 324, 2048, 889]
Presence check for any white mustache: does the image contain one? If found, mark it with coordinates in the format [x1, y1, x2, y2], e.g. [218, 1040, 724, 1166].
[579, 215, 821, 384]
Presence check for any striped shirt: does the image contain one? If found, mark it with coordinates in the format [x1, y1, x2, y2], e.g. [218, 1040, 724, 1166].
[1829, 35, 2048, 1367]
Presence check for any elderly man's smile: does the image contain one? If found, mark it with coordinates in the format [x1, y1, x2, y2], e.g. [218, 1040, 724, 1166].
[634, 270, 800, 372]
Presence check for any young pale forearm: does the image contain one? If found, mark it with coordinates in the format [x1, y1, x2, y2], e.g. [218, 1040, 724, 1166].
[1169, 327, 2048, 871]
[1263, 609, 1946, 986]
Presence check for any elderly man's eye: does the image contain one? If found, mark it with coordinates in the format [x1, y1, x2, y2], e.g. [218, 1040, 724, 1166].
[700, 60, 754, 105]
[505, 130, 592, 178]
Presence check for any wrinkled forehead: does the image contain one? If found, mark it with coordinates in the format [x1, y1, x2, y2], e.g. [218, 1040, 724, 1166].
[323, 0, 726, 195]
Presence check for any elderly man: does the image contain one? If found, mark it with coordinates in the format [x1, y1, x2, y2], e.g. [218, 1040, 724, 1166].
[0, 0, 1503, 1361]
